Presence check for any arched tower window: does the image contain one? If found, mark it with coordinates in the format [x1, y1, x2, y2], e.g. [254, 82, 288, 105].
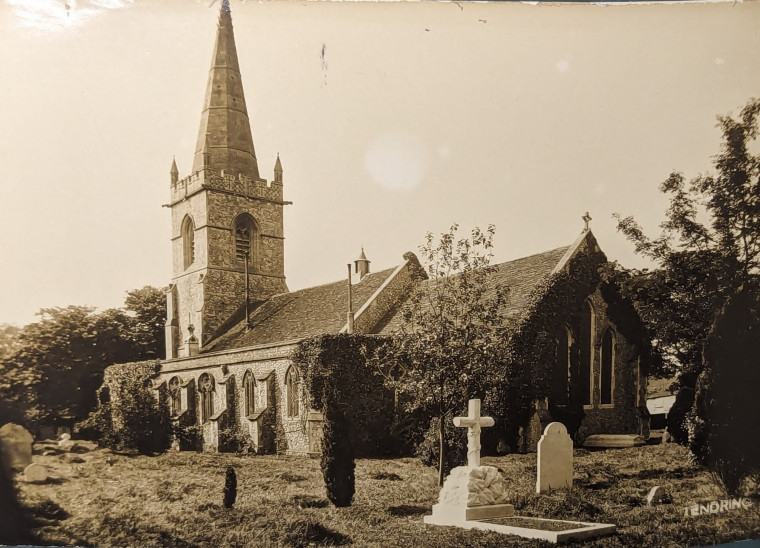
[578, 300, 595, 406]
[182, 215, 195, 269]
[198, 373, 215, 423]
[233, 213, 258, 265]
[243, 370, 255, 416]
[551, 326, 571, 405]
[169, 376, 181, 416]
[285, 366, 300, 417]
[600, 328, 615, 406]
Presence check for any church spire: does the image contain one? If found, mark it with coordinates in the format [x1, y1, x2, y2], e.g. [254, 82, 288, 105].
[191, 0, 259, 178]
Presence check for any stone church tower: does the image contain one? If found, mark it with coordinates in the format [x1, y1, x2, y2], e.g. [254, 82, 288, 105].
[165, 0, 288, 358]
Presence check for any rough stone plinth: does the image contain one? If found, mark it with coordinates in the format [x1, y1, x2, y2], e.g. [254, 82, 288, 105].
[425, 465, 514, 525]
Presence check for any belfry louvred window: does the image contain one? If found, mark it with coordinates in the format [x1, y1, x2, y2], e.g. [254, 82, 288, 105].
[234, 214, 257, 263]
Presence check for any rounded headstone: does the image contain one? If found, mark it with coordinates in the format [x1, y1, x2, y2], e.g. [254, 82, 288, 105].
[58, 433, 71, 444]
[661, 431, 672, 444]
[544, 422, 569, 437]
[24, 463, 48, 483]
[0, 423, 34, 471]
[647, 485, 666, 506]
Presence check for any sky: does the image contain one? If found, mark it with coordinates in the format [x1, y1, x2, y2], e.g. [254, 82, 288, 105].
[0, 0, 758, 326]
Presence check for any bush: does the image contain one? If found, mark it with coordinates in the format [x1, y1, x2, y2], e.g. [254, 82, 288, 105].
[81, 360, 171, 454]
[321, 408, 355, 507]
[689, 286, 760, 494]
[416, 416, 467, 475]
[223, 466, 237, 509]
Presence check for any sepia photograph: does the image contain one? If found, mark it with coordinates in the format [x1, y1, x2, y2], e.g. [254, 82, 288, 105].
[1, 0, 759, 546]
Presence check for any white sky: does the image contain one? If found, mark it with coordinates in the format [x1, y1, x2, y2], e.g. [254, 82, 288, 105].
[0, 0, 758, 326]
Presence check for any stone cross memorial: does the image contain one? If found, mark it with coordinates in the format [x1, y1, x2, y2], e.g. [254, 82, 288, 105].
[453, 398, 494, 468]
[536, 422, 573, 493]
[425, 399, 514, 525]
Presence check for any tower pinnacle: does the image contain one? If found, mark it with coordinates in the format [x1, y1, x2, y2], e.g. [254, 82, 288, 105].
[191, 0, 259, 178]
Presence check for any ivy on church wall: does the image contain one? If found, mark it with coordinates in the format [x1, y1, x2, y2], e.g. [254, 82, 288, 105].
[291, 334, 395, 457]
[81, 360, 171, 454]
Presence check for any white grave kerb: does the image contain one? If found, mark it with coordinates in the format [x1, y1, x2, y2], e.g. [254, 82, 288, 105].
[453, 399, 495, 468]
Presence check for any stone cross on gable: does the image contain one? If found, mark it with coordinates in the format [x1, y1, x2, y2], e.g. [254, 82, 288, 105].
[453, 399, 494, 468]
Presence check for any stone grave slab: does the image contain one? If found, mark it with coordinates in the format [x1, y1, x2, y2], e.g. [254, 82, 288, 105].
[449, 515, 617, 544]
[0, 423, 34, 471]
[536, 422, 573, 493]
[24, 463, 48, 483]
[583, 434, 645, 448]
[424, 399, 617, 544]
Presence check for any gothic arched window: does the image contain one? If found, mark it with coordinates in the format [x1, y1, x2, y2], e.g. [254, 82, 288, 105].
[285, 366, 300, 417]
[551, 326, 571, 405]
[169, 376, 181, 416]
[182, 215, 195, 269]
[233, 213, 258, 265]
[600, 328, 615, 406]
[198, 373, 214, 423]
[578, 300, 594, 406]
[243, 370, 255, 416]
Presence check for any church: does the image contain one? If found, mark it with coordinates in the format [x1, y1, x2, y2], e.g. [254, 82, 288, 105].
[145, 1, 649, 455]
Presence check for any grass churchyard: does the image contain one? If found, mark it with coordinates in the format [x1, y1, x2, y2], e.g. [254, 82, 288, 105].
[11, 440, 760, 547]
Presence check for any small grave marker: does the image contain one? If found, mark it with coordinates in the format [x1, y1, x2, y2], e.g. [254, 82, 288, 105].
[0, 423, 34, 472]
[647, 486, 666, 506]
[24, 463, 48, 483]
[536, 422, 573, 493]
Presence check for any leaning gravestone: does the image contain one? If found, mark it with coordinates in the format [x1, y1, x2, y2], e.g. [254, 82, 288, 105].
[24, 463, 48, 483]
[536, 422, 573, 493]
[0, 423, 34, 472]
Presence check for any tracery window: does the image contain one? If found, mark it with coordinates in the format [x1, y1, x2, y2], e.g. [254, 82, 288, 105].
[578, 300, 594, 406]
[243, 370, 255, 416]
[551, 326, 571, 405]
[169, 376, 181, 416]
[198, 373, 214, 423]
[182, 215, 195, 269]
[600, 328, 615, 406]
[285, 366, 300, 417]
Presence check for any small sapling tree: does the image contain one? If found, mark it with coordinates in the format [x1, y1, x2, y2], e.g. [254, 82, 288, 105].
[373, 224, 508, 486]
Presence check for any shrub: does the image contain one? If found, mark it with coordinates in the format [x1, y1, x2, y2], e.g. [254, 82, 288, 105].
[689, 286, 760, 494]
[223, 466, 237, 509]
[415, 416, 467, 475]
[320, 407, 355, 507]
[81, 360, 171, 454]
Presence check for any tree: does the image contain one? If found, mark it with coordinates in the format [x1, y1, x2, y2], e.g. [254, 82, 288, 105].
[614, 97, 760, 444]
[372, 224, 508, 486]
[0, 286, 167, 430]
[689, 285, 760, 494]
[125, 286, 166, 359]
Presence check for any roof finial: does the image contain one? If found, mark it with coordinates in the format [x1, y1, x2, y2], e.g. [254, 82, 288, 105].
[221, 0, 231, 13]
[582, 211, 592, 232]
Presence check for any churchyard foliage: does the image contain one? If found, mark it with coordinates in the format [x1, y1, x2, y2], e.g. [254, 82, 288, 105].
[614, 97, 760, 447]
[0, 286, 166, 430]
[82, 359, 171, 454]
[371, 224, 509, 486]
[690, 285, 760, 494]
[293, 334, 390, 505]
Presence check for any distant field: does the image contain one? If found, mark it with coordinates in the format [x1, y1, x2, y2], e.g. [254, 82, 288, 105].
[12, 442, 760, 547]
